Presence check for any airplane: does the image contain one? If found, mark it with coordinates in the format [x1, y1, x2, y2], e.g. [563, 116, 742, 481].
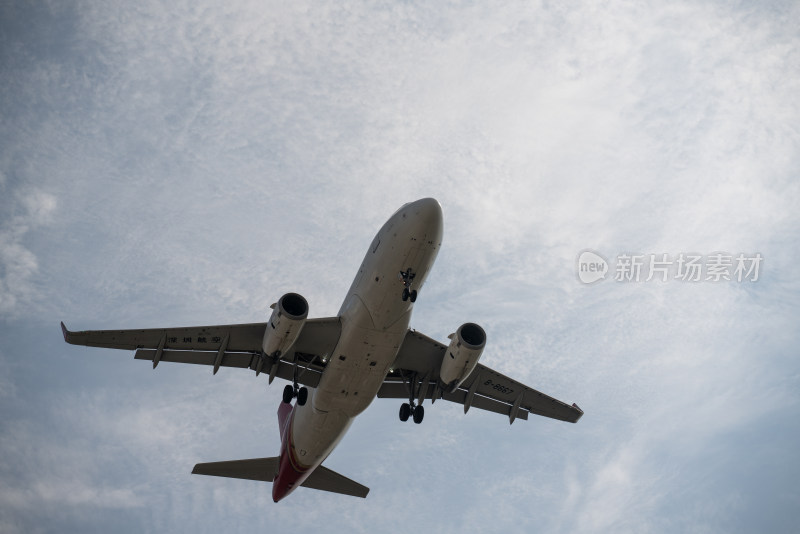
[61, 197, 583, 502]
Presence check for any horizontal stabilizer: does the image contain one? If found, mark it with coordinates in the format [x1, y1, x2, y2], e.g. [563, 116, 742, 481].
[302, 464, 369, 498]
[192, 457, 279, 482]
[192, 457, 369, 498]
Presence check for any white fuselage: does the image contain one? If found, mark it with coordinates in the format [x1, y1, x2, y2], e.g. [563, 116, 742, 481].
[286, 198, 443, 483]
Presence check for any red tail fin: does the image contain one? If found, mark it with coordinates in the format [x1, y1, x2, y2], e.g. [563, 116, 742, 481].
[277, 402, 293, 441]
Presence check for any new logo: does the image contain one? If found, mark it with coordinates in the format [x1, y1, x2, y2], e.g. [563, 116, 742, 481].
[576, 250, 609, 284]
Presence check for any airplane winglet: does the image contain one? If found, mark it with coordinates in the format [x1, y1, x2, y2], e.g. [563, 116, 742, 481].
[571, 403, 584, 423]
[60, 321, 70, 343]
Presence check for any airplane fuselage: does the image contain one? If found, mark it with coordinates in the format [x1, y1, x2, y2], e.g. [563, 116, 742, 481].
[272, 198, 444, 501]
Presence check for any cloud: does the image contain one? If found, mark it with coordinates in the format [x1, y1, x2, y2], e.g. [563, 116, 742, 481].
[0, 480, 144, 511]
[0, 189, 57, 317]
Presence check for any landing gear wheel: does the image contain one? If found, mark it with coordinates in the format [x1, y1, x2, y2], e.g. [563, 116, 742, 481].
[399, 403, 411, 422]
[297, 387, 308, 406]
[412, 404, 425, 424]
[282, 384, 294, 404]
[399, 268, 417, 302]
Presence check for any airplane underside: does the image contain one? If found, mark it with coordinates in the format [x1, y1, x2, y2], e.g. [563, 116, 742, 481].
[61, 198, 583, 503]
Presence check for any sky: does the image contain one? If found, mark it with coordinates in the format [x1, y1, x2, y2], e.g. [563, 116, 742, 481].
[1, 1, 799, 532]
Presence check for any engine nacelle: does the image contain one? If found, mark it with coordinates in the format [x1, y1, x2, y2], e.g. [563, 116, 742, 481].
[439, 322, 486, 392]
[262, 292, 309, 358]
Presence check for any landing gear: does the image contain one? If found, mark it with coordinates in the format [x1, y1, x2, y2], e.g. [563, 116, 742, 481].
[398, 402, 424, 424]
[282, 384, 308, 406]
[279, 353, 309, 406]
[412, 404, 424, 424]
[401, 288, 418, 302]
[399, 269, 418, 302]
[398, 371, 428, 424]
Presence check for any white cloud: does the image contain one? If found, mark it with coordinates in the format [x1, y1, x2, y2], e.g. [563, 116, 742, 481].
[0, 189, 57, 317]
[0, 481, 144, 510]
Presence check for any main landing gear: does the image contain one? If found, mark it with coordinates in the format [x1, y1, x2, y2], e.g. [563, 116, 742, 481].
[398, 370, 426, 424]
[283, 384, 308, 406]
[399, 402, 424, 424]
[281, 352, 308, 406]
[399, 268, 418, 302]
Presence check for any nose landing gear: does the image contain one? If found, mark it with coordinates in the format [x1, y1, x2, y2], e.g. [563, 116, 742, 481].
[399, 268, 418, 302]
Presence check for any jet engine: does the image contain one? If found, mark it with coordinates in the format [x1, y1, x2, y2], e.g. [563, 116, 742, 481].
[262, 292, 309, 358]
[439, 322, 486, 392]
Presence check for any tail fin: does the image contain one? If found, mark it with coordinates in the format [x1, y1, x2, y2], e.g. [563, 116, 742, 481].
[192, 458, 369, 498]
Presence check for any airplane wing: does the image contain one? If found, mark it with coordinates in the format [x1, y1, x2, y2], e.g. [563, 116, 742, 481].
[62, 320, 582, 424]
[378, 329, 583, 424]
[61, 318, 341, 388]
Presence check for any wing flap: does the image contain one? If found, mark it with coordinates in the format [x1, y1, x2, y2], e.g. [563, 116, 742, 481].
[443, 388, 529, 421]
[134, 349, 252, 368]
[133, 349, 323, 388]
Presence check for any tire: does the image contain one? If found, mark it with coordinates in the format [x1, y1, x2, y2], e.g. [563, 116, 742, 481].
[413, 404, 424, 424]
[399, 403, 411, 422]
[282, 384, 294, 404]
[402, 288, 409, 301]
[297, 387, 308, 406]
[409, 290, 417, 303]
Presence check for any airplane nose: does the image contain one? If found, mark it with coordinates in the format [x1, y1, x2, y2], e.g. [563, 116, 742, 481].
[403, 197, 443, 245]
[410, 197, 443, 227]
[411, 197, 441, 211]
